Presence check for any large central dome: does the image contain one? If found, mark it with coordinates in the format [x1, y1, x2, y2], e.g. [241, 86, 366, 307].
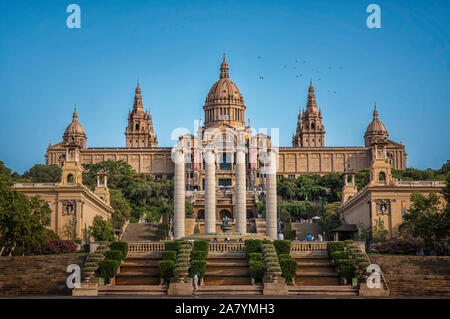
[203, 55, 247, 129]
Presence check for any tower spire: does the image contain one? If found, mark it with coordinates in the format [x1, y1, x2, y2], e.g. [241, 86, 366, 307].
[133, 81, 143, 111]
[73, 104, 78, 120]
[373, 102, 379, 120]
[306, 80, 317, 109]
[220, 53, 229, 79]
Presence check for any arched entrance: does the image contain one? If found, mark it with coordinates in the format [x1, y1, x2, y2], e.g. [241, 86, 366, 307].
[219, 209, 232, 220]
[197, 209, 205, 220]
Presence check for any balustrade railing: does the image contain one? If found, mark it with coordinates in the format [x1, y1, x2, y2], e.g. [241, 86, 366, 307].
[128, 241, 328, 254]
[128, 242, 165, 254]
[208, 242, 245, 253]
[290, 242, 328, 253]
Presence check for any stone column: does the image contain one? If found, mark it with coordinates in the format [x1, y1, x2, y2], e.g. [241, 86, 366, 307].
[266, 150, 277, 239]
[205, 149, 216, 233]
[174, 149, 185, 239]
[235, 148, 247, 233]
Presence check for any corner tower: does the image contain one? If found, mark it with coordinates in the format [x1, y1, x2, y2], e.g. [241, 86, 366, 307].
[125, 82, 158, 148]
[292, 81, 325, 147]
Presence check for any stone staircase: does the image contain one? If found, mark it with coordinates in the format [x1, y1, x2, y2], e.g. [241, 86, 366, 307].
[121, 222, 159, 242]
[288, 255, 358, 296]
[370, 255, 450, 297]
[98, 255, 167, 296]
[255, 219, 266, 236]
[115, 256, 162, 285]
[294, 256, 340, 286]
[204, 255, 252, 286]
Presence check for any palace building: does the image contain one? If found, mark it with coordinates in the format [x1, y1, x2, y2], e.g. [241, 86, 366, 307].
[45, 55, 408, 238]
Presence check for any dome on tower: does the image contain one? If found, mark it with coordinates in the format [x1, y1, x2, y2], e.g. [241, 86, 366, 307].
[205, 55, 244, 106]
[364, 104, 388, 146]
[63, 106, 87, 148]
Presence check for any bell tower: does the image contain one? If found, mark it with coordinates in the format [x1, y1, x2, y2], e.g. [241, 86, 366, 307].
[292, 80, 325, 147]
[125, 81, 158, 148]
[59, 142, 83, 186]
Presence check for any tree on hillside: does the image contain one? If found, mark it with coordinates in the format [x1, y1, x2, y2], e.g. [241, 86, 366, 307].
[0, 182, 51, 253]
[401, 187, 450, 250]
[318, 202, 342, 240]
[89, 216, 115, 241]
[22, 164, 62, 183]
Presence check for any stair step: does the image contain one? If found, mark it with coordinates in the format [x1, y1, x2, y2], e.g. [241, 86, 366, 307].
[98, 285, 167, 295]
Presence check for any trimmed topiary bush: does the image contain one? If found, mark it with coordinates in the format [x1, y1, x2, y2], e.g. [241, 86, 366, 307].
[274, 240, 291, 256]
[331, 251, 350, 261]
[249, 253, 262, 262]
[104, 250, 123, 261]
[344, 240, 354, 245]
[264, 256, 278, 263]
[278, 254, 291, 261]
[158, 260, 175, 284]
[327, 242, 345, 255]
[110, 241, 128, 259]
[192, 250, 208, 261]
[190, 260, 206, 278]
[162, 250, 177, 261]
[336, 259, 356, 281]
[245, 239, 262, 257]
[98, 260, 120, 279]
[193, 240, 209, 252]
[165, 241, 181, 252]
[279, 258, 297, 285]
[249, 261, 265, 281]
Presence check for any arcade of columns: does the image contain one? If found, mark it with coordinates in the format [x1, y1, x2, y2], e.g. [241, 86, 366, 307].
[172, 146, 278, 239]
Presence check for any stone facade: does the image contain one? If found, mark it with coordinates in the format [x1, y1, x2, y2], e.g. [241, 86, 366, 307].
[14, 146, 113, 240]
[44, 56, 407, 233]
[45, 57, 406, 179]
[339, 148, 445, 239]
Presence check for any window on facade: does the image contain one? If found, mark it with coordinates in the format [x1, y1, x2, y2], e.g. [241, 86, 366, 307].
[378, 172, 386, 184]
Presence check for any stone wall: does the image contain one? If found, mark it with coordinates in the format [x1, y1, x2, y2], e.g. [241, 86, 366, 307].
[0, 255, 86, 296]
[369, 255, 450, 297]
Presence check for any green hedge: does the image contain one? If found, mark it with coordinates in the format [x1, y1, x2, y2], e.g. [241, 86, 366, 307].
[98, 260, 120, 279]
[327, 242, 345, 255]
[278, 254, 291, 261]
[336, 259, 356, 280]
[330, 251, 350, 261]
[245, 239, 262, 257]
[343, 240, 354, 245]
[274, 240, 291, 256]
[158, 260, 175, 283]
[162, 250, 177, 261]
[190, 260, 206, 278]
[249, 261, 265, 281]
[165, 241, 181, 252]
[110, 242, 128, 259]
[193, 240, 209, 252]
[104, 250, 123, 261]
[192, 250, 208, 261]
[279, 258, 297, 284]
[249, 253, 263, 262]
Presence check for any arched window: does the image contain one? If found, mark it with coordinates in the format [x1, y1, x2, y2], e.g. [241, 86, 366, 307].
[378, 172, 386, 184]
[311, 122, 315, 129]
[67, 174, 74, 184]
[219, 209, 232, 220]
[135, 123, 139, 131]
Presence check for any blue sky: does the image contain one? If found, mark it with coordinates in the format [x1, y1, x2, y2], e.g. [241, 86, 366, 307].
[0, 0, 448, 173]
